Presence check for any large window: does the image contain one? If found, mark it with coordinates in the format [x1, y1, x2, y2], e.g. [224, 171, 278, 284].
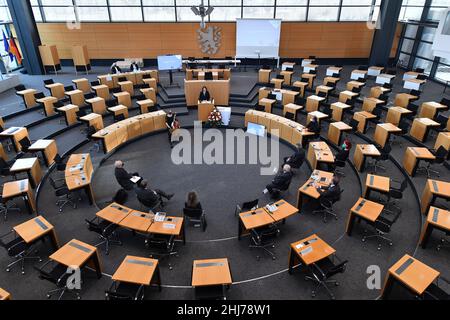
[29, 0, 381, 22]
[396, 0, 450, 84]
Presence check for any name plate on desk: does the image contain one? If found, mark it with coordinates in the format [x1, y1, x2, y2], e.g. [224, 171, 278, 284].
[163, 223, 176, 230]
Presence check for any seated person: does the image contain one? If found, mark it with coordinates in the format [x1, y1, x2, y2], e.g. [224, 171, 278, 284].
[284, 144, 305, 169]
[185, 191, 202, 210]
[263, 165, 293, 197]
[135, 180, 174, 209]
[198, 86, 211, 103]
[306, 116, 321, 135]
[129, 61, 140, 72]
[114, 160, 141, 191]
[316, 176, 341, 201]
[335, 137, 352, 162]
[110, 63, 122, 74]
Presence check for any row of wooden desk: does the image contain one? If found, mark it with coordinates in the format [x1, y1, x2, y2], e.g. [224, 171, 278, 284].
[65, 153, 94, 205]
[186, 68, 231, 81]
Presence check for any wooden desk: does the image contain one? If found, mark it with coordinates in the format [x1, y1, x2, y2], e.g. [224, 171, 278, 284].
[65, 153, 94, 205]
[374, 123, 401, 148]
[330, 102, 351, 122]
[351, 69, 367, 80]
[198, 101, 215, 121]
[259, 87, 298, 106]
[14, 216, 59, 250]
[140, 87, 157, 103]
[434, 132, 450, 152]
[136, 99, 154, 114]
[307, 111, 328, 126]
[112, 256, 161, 288]
[118, 211, 154, 233]
[280, 70, 294, 86]
[118, 80, 134, 96]
[270, 78, 284, 89]
[92, 84, 110, 101]
[289, 234, 335, 273]
[148, 216, 185, 240]
[339, 90, 358, 103]
[410, 118, 439, 142]
[258, 69, 271, 83]
[293, 81, 308, 97]
[420, 207, 450, 249]
[297, 170, 333, 210]
[326, 66, 342, 76]
[404, 78, 426, 91]
[394, 93, 417, 108]
[283, 103, 303, 120]
[328, 122, 352, 146]
[72, 78, 90, 93]
[113, 92, 132, 108]
[306, 95, 325, 112]
[197, 71, 219, 81]
[403, 71, 423, 80]
[0, 288, 10, 300]
[259, 98, 276, 114]
[347, 81, 365, 91]
[307, 141, 334, 170]
[238, 208, 274, 240]
[353, 111, 377, 134]
[420, 179, 450, 215]
[362, 97, 384, 113]
[346, 198, 384, 236]
[385, 106, 412, 126]
[16, 89, 37, 108]
[10, 158, 42, 188]
[96, 203, 133, 224]
[302, 73, 316, 89]
[86, 97, 106, 115]
[0, 127, 29, 152]
[370, 86, 390, 99]
[36, 96, 58, 116]
[304, 64, 318, 74]
[368, 66, 384, 76]
[46, 83, 65, 99]
[186, 69, 230, 81]
[381, 254, 439, 299]
[184, 80, 230, 107]
[2, 179, 36, 214]
[353, 144, 381, 172]
[419, 101, 448, 120]
[28, 139, 58, 166]
[323, 76, 340, 86]
[57, 104, 79, 126]
[315, 85, 333, 97]
[363, 174, 390, 200]
[264, 199, 298, 222]
[50, 239, 102, 278]
[192, 258, 232, 287]
[403, 147, 435, 177]
[80, 113, 104, 131]
[108, 105, 129, 119]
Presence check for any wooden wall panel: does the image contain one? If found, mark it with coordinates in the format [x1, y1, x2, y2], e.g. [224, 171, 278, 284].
[37, 22, 398, 60]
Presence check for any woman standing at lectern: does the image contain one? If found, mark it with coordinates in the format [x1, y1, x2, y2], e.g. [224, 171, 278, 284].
[198, 86, 211, 103]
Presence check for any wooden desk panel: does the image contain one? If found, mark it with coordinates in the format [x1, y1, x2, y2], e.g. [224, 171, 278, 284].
[420, 179, 450, 215]
[394, 93, 417, 108]
[385, 106, 412, 126]
[290, 234, 335, 267]
[420, 207, 450, 249]
[112, 256, 159, 286]
[184, 80, 230, 107]
[0, 127, 29, 152]
[353, 111, 376, 134]
[419, 101, 448, 119]
[10, 158, 42, 188]
[363, 174, 390, 199]
[328, 122, 351, 146]
[259, 69, 271, 83]
[306, 95, 325, 113]
[57, 104, 79, 126]
[434, 132, 450, 152]
[307, 141, 334, 170]
[353, 144, 380, 172]
[92, 85, 110, 101]
[72, 78, 90, 93]
[403, 147, 435, 177]
[192, 258, 232, 287]
[14, 216, 59, 249]
[46, 83, 65, 99]
[86, 97, 107, 115]
[113, 92, 132, 108]
[36, 96, 58, 117]
[373, 123, 401, 148]
[16, 89, 37, 108]
[297, 170, 334, 210]
[28, 139, 58, 166]
[2, 179, 36, 213]
[410, 118, 439, 142]
[0, 288, 11, 300]
[346, 198, 384, 236]
[330, 102, 351, 122]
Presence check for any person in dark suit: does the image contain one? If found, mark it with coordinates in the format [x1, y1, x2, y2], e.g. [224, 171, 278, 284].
[316, 176, 341, 201]
[110, 63, 122, 74]
[114, 160, 140, 191]
[129, 61, 140, 72]
[198, 86, 211, 102]
[335, 137, 352, 162]
[307, 116, 320, 134]
[284, 144, 305, 169]
[185, 191, 202, 210]
[264, 165, 293, 196]
[135, 180, 174, 209]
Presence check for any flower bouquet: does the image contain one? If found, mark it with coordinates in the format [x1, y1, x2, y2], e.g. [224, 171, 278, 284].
[207, 107, 223, 127]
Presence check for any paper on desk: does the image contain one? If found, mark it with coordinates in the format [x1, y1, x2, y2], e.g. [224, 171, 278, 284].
[163, 223, 176, 230]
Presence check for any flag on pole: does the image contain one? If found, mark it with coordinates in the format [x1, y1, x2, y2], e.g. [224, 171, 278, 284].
[8, 30, 22, 65]
[2, 30, 14, 62]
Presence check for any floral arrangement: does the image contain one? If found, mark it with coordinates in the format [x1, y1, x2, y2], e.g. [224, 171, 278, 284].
[207, 107, 223, 127]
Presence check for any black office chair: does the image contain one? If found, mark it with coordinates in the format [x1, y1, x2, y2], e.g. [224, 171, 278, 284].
[0, 188, 20, 221]
[0, 157, 13, 178]
[35, 260, 79, 300]
[105, 282, 145, 301]
[195, 284, 228, 300]
[417, 146, 447, 178]
[305, 256, 348, 299]
[86, 126, 101, 153]
[53, 153, 67, 177]
[235, 199, 259, 217]
[34, 92, 45, 100]
[383, 178, 407, 214]
[84, 92, 95, 100]
[90, 80, 100, 87]
[362, 210, 401, 250]
[0, 230, 42, 274]
[18, 137, 32, 154]
[255, 105, 265, 112]
[146, 233, 177, 270]
[43, 79, 54, 93]
[333, 159, 347, 177]
[270, 178, 292, 200]
[358, 65, 369, 71]
[417, 74, 428, 81]
[434, 114, 448, 133]
[285, 112, 295, 121]
[85, 217, 122, 255]
[276, 74, 284, 80]
[312, 189, 344, 223]
[249, 224, 280, 261]
[114, 113, 126, 123]
[369, 144, 390, 174]
[415, 68, 425, 73]
[440, 97, 450, 108]
[383, 82, 393, 92]
[437, 232, 449, 252]
[351, 86, 362, 94]
[367, 108, 383, 131]
[117, 76, 127, 83]
[14, 84, 26, 92]
[183, 207, 207, 232]
[406, 102, 419, 120]
[204, 72, 214, 81]
[76, 108, 87, 122]
[422, 277, 450, 300]
[386, 69, 396, 75]
[409, 89, 421, 100]
[396, 119, 410, 145]
[378, 93, 389, 105]
[48, 177, 77, 213]
[137, 193, 164, 212]
[349, 119, 359, 137]
[64, 85, 75, 92]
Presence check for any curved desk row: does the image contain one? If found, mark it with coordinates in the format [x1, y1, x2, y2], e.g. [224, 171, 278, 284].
[92, 110, 167, 154]
[245, 110, 315, 147]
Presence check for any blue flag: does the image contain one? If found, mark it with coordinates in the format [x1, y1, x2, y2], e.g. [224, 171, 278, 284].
[2, 30, 14, 61]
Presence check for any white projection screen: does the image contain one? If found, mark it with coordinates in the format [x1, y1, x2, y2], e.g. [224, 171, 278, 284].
[432, 8, 450, 60]
[236, 19, 282, 59]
